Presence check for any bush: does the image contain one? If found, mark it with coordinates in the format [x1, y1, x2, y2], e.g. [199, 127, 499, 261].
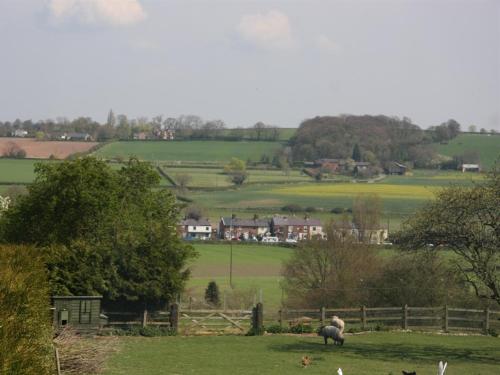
[289, 324, 314, 334]
[265, 324, 289, 334]
[0, 245, 54, 375]
[282, 204, 302, 213]
[112, 325, 176, 337]
[305, 206, 317, 213]
[331, 207, 345, 214]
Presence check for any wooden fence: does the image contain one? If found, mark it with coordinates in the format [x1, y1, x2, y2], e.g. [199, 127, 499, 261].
[103, 303, 265, 335]
[279, 305, 500, 333]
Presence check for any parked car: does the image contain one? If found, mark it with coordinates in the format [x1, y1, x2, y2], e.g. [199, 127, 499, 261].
[261, 236, 279, 243]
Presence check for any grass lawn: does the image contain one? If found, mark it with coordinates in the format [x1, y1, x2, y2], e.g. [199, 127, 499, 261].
[434, 133, 500, 170]
[95, 141, 284, 163]
[103, 333, 500, 375]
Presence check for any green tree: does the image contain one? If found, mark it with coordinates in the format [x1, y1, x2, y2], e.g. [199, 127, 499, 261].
[394, 164, 500, 305]
[352, 143, 362, 162]
[0, 245, 54, 375]
[107, 109, 116, 127]
[205, 281, 220, 306]
[0, 157, 197, 310]
[223, 157, 248, 185]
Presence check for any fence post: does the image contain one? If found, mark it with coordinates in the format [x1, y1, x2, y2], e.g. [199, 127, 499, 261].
[320, 307, 326, 326]
[252, 303, 264, 335]
[443, 305, 449, 332]
[142, 309, 148, 328]
[484, 307, 490, 334]
[361, 305, 366, 330]
[402, 304, 408, 330]
[169, 303, 179, 333]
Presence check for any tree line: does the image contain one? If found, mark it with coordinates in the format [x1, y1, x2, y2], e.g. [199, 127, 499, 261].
[0, 111, 282, 142]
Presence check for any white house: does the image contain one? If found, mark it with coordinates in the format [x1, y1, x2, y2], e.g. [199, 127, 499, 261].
[461, 164, 480, 173]
[178, 218, 212, 240]
[13, 129, 28, 137]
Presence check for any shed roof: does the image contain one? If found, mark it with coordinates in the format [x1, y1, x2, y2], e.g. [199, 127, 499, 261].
[221, 217, 269, 227]
[272, 217, 322, 226]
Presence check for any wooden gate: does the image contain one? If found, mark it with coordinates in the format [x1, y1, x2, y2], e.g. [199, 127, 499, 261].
[180, 309, 252, 335]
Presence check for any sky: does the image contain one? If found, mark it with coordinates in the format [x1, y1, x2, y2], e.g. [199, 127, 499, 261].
[0, 0, 499, 130]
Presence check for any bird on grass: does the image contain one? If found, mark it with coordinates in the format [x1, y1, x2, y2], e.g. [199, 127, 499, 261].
[401, 361, 447, 375]
[301, 356, 312, 368]
[337, 369, 343, 375]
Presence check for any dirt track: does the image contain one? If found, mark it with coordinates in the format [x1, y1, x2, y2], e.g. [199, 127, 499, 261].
[0, 138, 98, 159]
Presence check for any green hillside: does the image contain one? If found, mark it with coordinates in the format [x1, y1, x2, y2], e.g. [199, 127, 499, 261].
[435, 133, 500, 169]
[95, 141, 283, 163]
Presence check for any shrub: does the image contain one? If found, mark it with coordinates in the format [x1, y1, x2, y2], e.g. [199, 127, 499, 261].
[0, 245, 54, 375]
[305, 206, 317, 213]
[331, 207, 345, 214]
[289, 324, 314, 334]
[111, 325, 176, 337]
[265, 324, 289, 334]
[282, 204, 302, 213]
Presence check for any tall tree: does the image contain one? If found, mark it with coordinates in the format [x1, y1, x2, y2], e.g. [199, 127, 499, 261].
[0, 157, 196, 310]
[107, 109, 116, 127]
[352, 143, 362, 162]
[352, 194, 382, 243]
[394, 164, 500, 305]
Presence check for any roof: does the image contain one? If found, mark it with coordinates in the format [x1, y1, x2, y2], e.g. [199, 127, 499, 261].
[52, 295, 102, 300]
[391, 161, 407, 168]
[462, 164, 480, 168]
[272, 217, 322, 226]
[355, 162, 371, 167]
[180, 218, 211, 226]
[67, 132, 90, 138]
[221, 217, 269, 227]
[315, 158, 347, 165]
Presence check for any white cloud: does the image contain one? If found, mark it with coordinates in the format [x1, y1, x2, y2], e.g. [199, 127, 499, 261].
[315, 34, 341, 54]
[237, 10, 294, 50]
[48, 0, 146, 26]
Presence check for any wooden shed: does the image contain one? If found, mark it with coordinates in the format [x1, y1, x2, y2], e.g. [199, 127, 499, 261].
[52, 295, 103, 330]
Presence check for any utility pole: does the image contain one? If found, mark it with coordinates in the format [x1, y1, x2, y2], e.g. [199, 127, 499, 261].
[229, 210, 233, 288]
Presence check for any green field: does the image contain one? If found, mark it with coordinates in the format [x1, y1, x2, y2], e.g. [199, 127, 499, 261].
[103, 333, 500, 375]
[95, 141, 284, 163]
[0, 158, 172, 187]
[187, 243, 293, 311]
[435, 133, 500, 169]
[166, 167, 311, 188]
[0, 159, 53, 184]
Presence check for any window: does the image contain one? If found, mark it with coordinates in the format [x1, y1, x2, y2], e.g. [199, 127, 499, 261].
[193, 226, 197, 230]
[312, 227, 316, 231]
[206, 227, 209, 230]
[79, 300, 92, 324]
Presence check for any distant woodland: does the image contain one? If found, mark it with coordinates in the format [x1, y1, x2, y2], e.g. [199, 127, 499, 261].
[290, 115, 464, 168]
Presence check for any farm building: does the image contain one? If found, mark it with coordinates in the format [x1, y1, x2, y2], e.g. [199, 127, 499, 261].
[61, 132, 92, 141]
[13, 129, 28, 137]
[178, 218, 212, 240]
[386, 161, 408, 175]
[271, 216, 324, 241]
[218, 216, 270, 240]
[52, 296, 103, 331]
[461, 163, 481, 173]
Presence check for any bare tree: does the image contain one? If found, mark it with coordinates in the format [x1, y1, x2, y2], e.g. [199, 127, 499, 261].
[175, 173, 192, 192]
[352, 194, 382, 243]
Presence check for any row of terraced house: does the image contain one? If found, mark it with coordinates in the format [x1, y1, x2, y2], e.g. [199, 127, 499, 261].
[177, 216, 324, 243]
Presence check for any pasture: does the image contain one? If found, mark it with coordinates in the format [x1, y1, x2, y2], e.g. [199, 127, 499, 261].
[94, 141, 283, 163]
[102, 333, 500, 375]
[435, 133, 500, 169]
[165, 167, 311, 188]
[186, 243, 293, 311]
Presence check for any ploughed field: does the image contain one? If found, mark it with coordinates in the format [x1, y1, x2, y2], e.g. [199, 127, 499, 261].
[0, 137, 98, 159]
[102, 332, 500, 375]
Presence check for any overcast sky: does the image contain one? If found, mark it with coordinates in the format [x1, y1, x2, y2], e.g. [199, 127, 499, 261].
[0, 0, 499, 129]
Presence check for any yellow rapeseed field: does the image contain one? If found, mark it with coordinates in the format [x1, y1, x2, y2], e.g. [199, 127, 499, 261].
[271, 183, 436, 199]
